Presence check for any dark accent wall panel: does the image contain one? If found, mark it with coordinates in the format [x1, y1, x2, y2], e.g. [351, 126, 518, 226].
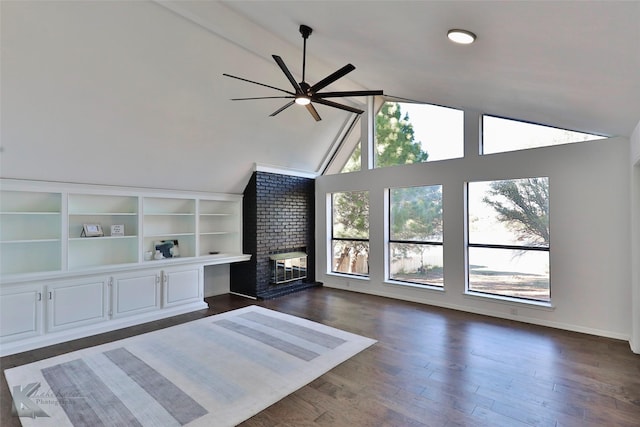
[230, 171, 320, 299]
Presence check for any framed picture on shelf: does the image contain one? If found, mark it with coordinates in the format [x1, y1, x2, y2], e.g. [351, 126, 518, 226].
[110, 224, 125, 236]
[81, 224, 103, 237]
[154, 239, 180, 258]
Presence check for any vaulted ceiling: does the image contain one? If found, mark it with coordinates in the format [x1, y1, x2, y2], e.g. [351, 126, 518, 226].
[173, 0, 640, 138]
[2, 1, 639, 194]
[162, 0, 640, 188]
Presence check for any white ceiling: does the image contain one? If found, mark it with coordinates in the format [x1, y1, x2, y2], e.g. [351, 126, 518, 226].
[177, 0, 640, 139]
[2, 1, 639, 195]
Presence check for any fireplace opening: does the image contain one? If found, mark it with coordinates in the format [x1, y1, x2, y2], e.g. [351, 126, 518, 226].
[270, 252, 307, 284]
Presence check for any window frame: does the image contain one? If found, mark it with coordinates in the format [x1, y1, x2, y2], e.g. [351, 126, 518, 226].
[481, 114, 606, 155]
[374, 101, 465, 169]
[386, 185, 444, 289]
[329, 191, 370, 277]
[465, 177, 551, 305]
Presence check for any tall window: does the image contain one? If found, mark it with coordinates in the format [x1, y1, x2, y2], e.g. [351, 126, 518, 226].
[389, 185, 443, 287]
[375, 102, 463, 168]
[467, 178, 550, 302]
[482, 115, 605, 154]
[331, 191, 369, 276]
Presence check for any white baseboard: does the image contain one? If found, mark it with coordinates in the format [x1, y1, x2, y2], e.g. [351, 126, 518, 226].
[229, 291, 257, 300]
[0, 301, 207, 357]
[324, 283, 631, 343]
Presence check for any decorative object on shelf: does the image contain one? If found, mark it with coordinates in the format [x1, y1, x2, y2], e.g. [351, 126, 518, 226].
[155, 240, 179, 259]
[144, 251, 153, 261]
[81, 224, 103, 237]
[153, 250, 164, 260]
[110, 224, 124, 237]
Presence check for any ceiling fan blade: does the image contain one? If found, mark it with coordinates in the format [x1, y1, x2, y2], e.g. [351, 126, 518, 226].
[269, 101, 296, 117]
[272, 55, 302, 92]
[312, 97, 364, 115]
[223, 73, 295, 95]
[306, 103, 321, 121]
[315, 90, 384, 98]
[309, 64, 355, 93]
[231, 96, 294, 101]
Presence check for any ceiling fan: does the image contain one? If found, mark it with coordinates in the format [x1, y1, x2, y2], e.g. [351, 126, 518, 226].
[223, 24, 383, 121]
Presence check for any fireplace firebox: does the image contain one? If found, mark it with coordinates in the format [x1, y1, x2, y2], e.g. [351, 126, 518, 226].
[270, 252, 307, 284]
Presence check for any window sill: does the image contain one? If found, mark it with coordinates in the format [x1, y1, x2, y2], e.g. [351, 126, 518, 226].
[385, 280, 445, 293]
[325, 272, 370, 281]
[464, 291, 555, 310]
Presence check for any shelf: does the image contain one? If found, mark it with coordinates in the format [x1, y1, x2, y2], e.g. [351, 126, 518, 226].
[2, 239, 62, 244]
[0, 189, 62, 275]
[144, 213, 195, 216]
[69, 212, 137, 216]
[1, 212, 61, 216]
[69, 236, 137, 242]
[144, 233, 195, 238]
[1, 180, 244, 279]
[198, 199, 240, 257]
[68, 237, 138, 270]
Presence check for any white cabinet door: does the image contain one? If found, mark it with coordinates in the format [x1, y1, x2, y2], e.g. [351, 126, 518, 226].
[47, 277, 109, 332]
[112, 270, 161, 318]
[0, 284, 43, 342]
[162, 266, 202, 308]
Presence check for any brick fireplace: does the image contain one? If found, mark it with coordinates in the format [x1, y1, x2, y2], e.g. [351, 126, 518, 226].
[230, 171, 321, 299]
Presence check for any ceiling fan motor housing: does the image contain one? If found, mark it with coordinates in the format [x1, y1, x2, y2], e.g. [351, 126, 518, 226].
[299, 25, 312, 39]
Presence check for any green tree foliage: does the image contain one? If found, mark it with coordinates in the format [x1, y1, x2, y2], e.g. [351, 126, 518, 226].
[390, 185, 443, 272]
[341, 102, 430, 172]
[483, 177, 549, 246]
[334, 103, 435, 274]
[332, 191, 369, 273]
[341, 141, 361, 173]
[375, 102, 429, 167]
[333, 191, 369, 239]
[391, 186, 442, 241]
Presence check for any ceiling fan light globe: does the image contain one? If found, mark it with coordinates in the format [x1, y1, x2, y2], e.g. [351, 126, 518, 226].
[295, 96, 311, 106]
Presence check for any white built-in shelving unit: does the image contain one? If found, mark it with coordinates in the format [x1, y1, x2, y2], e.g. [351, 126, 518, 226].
[68, 193, 139, 270]
[143, 197, 196, 260]
[0, 179, 250, 356]
[199, 199, 241, 256]
[0, 190, 62, 275]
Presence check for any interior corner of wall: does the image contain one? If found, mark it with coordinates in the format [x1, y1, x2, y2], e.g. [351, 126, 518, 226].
[631, 119, 640, 166]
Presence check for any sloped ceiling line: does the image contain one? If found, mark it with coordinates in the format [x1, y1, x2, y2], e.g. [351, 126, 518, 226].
[155, 0, 371, 103]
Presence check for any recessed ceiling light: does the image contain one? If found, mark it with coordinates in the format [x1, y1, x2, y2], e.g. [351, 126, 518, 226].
[447, 29, 476, 45]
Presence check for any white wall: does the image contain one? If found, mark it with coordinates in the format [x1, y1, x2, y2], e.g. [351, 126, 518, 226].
[631, 120, 640, 353]
[316, 110, 632, 342]
[0, 1, 344, 194]
[204, 264, 230, 297]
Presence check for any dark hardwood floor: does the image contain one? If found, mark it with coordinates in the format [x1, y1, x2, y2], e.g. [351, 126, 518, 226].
[2, 288, 639, 426]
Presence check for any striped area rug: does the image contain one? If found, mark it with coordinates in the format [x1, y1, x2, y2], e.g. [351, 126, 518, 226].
[4, 306, 376, 426]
